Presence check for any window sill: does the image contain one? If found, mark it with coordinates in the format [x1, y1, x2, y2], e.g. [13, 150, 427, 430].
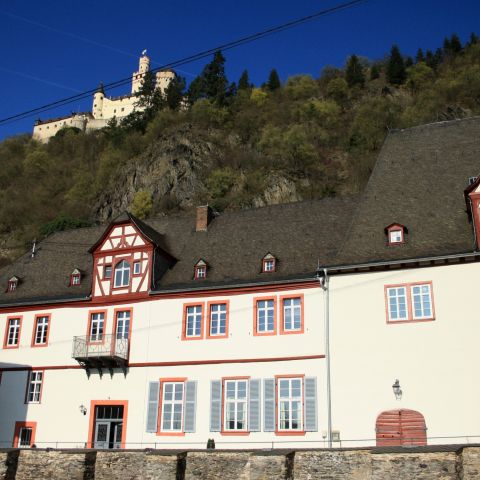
[3, 344, 19, 349]
[275, 430, 306, 436]
[387, 317, 435, 325]
[220, 431, 250, 436]
[280, 329, 304, 335]
[31, 343, 49, 348]
[156, 431, 185, 437]
[181, 336, 204, 341]
[206, 334, 228, 340]
[253, 331, 277, 337]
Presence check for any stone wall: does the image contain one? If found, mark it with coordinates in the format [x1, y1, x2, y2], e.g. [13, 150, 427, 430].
[1, 445, 480, 479]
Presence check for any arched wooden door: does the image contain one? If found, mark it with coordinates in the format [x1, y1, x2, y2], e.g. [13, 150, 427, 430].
[376, 409, 427, 446]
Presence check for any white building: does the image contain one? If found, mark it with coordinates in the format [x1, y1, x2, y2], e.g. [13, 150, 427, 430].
[1, 117, 480, 450]
[32, 53, 175, 143]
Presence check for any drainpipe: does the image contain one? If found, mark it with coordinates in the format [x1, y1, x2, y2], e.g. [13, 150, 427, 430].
[317, 267, 332, 448]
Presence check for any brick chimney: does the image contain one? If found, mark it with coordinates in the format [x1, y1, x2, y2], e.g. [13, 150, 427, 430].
[196, 205, 214, 232]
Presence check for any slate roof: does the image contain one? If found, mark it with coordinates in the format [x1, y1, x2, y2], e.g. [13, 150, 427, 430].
[1, 116, 480, 306]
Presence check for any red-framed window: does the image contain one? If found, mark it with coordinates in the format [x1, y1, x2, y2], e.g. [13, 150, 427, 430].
[253, 296, 277, 336]
[113, 308, 132, 340]
[182, 303, 204, 340]
[275, 375, 305, 435]
[158, 378, 187, 436]
[221, 377, 250, 435]
[279, 294, 304, 334]
[3, 316, 22, 348]
[70, 273, 81, 286]
[207, 301, 229, 339]
[87, 310, 107, 344]
[31, 314, 51, 347]
[103, 264, 112, 279]
[262, 255, 276, 273]
[385, 281, 435, 323]
[133, 261, 141, 275]
[6, 279, 18, 292]
[194, 265, 207, 279]
[13, 421, 37, 448]
[25, 370, 44, 404]
[385, 223, 407, 246]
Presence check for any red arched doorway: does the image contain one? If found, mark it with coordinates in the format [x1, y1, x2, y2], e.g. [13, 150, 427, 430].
[376, 409, 427, 446]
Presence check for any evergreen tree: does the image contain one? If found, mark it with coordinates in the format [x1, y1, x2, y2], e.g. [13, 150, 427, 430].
[370, 64, 380, 80]
[449, 33, 462, 53]
[468, 32, 479, 46]
[405, 56, 414, 68]
[386, 45, 406, 85]
[433, 48, 444, 67]
[187, 75, 205, 105]
[135, 71, 163, 111]
[345, 54, 365, 87]
[443, 37, 452, 54]
[238, 70, 252, 90]
[416, 48, 425, 63]
[266, 69, 281, 91]
[165, 75, 186, 110]
[425, 49, 435, 69]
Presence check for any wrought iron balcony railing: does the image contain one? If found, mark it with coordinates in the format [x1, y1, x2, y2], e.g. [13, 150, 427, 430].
[72, 335, 129, 374]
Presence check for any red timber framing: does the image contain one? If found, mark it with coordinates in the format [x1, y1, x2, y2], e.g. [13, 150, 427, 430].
[376, 409, 427, 446]
[467, 180, 480, 249]
[91, 222, 154, 302]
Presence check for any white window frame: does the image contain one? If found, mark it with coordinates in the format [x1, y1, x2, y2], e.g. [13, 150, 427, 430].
[26, 371, 43, 403]
[34, 316, 49, 345]
[115, 311, 130, 339]
[282, 297, 302, 331]
[386, 287, 408, 321]
[104, 265, 112, 279]
[277, 377, 303, 432]
[133, 261, 141, 275]
[185, 305, 202, 338]
[411, 284, 433, 319]
[389, 230, 403, 244]
[7, 280, 17, 292]
[263, 259, 275, 272]
[195, 266, 206, 278]
[18, 427, 33, 447]
[89, 312, 105, 342]
[7, 318, 20, 346]
[256, 299, 275, 333]
[114, 260, 130, 288]
[71, 274, 81, 285]
[209, 303, 227, 336]
[161, 381, 184, 432]
[223, 379, 248, 432]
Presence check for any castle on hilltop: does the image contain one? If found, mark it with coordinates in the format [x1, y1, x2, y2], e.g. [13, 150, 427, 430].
[33, 52, 175, 143]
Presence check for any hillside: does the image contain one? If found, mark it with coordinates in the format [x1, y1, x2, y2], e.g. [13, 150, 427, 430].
[0, 34, 479, 264]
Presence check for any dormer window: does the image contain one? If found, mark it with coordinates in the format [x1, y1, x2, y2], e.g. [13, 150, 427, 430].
[70, 269, 81, 286]
[6, 276, 19, 293]
[194, 259, 207, 279]
[385, 223, 407, 246]
[114, 260, 130, 287]
[262, 253, 276, 273]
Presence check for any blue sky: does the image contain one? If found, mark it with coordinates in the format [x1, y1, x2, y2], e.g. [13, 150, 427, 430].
[1, 0, 479, 140]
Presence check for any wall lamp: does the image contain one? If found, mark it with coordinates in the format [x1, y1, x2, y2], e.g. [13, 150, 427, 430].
[392, 379, 402, 400]
[79, 404, 87, 416]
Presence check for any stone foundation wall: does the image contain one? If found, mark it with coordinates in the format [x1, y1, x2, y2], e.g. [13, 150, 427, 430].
[1, 445, 479, 479]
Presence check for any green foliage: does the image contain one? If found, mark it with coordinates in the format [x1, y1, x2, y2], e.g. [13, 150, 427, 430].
[284, 75, 319, 100]
[40, 214, 90, 237]
[130, 191, 153, 219]
[238, 70, 252, 91]
[165, 75, 186, 110]
[326, 78, 349, 105]
[406, 63, 435, 93]
[206, 167, 237, 199]
[387, 45, 406, 85]
[345, 55, 365, 87]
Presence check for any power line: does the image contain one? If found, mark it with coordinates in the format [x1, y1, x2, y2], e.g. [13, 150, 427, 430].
[0, 0, 367, 127]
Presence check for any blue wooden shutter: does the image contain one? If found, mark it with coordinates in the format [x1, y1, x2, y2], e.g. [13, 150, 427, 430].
[210, 380, 222, 431]
[146, 381, 160, 433]
[263, 378, 275, 432]
[304, 377, 318, 432]
[249, 379, 261, 432]
[184, 381, 197, 433]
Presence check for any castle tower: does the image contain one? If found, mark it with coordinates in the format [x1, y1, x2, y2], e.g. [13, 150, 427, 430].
[156, 70, 176, 94]
[92, 83, 105, 119]
[131, 51, 151, 94]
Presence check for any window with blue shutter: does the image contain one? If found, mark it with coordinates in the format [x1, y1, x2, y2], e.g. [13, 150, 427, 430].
[146, 381, 160, 433]
[249, 379, 261, 432]
[304, 377, 318, 432]
[263, 378, 275, 432]
[210, 380, 222, 431]
[184, 381, 197, 433]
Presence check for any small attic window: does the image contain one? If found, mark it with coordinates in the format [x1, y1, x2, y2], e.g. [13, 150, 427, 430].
[194, 259, 207, 279]
[468, 176, 478, 186]
[6, 276, 19, 293]
[70, 269, 81, 287]
[262, 253, 276, 273]
[385, 224, 407, 246]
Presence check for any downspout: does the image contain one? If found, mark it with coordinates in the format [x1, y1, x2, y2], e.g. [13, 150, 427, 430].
[317, 267, 332, 448]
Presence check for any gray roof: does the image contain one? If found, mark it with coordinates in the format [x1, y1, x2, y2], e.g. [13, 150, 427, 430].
[1, 116, 480, 306]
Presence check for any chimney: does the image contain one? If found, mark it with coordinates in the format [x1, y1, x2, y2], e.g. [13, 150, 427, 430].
[196, 205, 214, 232]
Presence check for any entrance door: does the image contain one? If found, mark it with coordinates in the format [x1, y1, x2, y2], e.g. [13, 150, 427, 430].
[94, 422, 110, 449]
[376, 409, 427, 446]
[92, 405, 124, 449]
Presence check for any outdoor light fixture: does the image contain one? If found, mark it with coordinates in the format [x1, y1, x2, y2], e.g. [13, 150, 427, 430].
[79, 404, 87, 416]
[392, 379, 402, 400]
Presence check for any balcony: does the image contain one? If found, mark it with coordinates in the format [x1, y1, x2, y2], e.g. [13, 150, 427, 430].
[72, 334, 129, 376]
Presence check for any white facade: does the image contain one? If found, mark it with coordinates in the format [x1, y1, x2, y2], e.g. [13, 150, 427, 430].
[32, 53, 175, 143]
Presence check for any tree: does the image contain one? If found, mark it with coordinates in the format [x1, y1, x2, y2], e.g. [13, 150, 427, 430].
[238, 70, 252, 90]
[266, 69, 281, 91]
[425, 49, 436, 69]
[165, 75, 186, 110]
[370, 64, 381, 80]
[326, 78, 349, 106]
[345, 55, 365, 87]
[130, 191, 153, 219]
[468, 32, 479, 46]
[449, 33, 462, 53]
[386, 45, 406, 85]
[135, 71, 163, 111]
[416, 48, 425, 63]
[405, 56, 414, 68]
